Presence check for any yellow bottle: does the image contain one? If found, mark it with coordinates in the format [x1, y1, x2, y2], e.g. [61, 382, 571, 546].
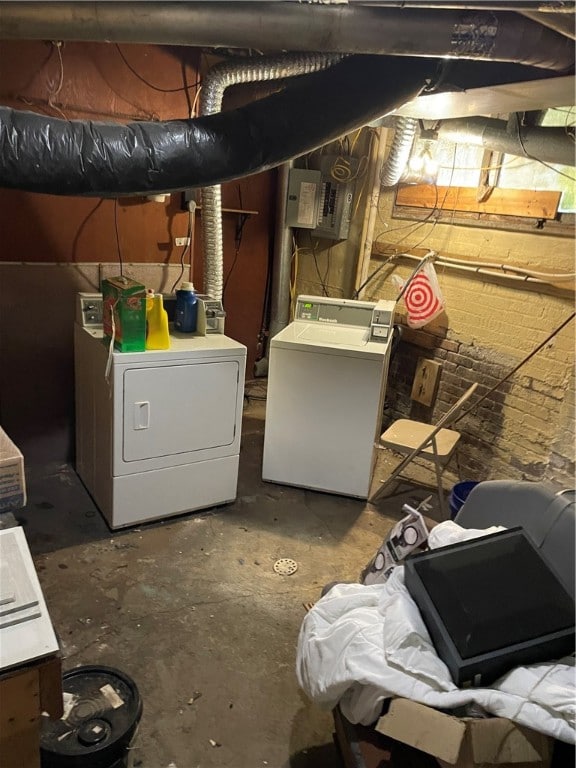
[146, 293, 170, 350]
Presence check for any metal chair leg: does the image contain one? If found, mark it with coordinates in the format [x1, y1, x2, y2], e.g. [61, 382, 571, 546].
[431, 438, 447, 519]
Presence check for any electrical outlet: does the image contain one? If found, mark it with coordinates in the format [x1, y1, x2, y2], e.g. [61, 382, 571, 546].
[411, 358, 442, 407]
[175, 237, 191, 247]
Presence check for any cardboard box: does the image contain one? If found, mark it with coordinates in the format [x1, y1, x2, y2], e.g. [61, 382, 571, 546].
[0, 428, 26, 512]
[102, 276, 146, 352]
[376, 699, 552, 768]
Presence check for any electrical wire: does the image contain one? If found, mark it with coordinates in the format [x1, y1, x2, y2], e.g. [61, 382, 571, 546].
[373, 184, 440, 249]
[307, 235, 329, 297]
[455, 312, 575, 425]
[190, 85, 202, 118]
[352, 129, 377, 221]
[115, 44, 201, 93]
[513, 112, 576, 182]
[289, 236, 299, 317]
[223, 245, 241, 298]
[353, 255, 396, 299]
[223, 187, 249, 298]
[113, 200, 124, 277]
[170, 210, 194, 294]
[180, 58, 193, 117]
[362, 147, 459, 296]
[47, 41, 66, 119]
[348, 128, 363, 156]
[323, 245, 332, 290]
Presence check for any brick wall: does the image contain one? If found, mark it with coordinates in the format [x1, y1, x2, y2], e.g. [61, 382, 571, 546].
[367, 189, 575, 490]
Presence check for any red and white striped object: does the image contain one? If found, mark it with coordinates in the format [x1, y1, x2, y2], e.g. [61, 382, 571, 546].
[403, 262, 445, 328]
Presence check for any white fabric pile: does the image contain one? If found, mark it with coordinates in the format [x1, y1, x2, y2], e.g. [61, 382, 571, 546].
[296, 521, 576, 743]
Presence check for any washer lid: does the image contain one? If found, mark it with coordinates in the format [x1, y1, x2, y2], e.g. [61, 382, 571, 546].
[271, 321, 389, 359]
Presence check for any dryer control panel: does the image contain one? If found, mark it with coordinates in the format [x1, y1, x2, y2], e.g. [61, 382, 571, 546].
[76, 292, 103, 328]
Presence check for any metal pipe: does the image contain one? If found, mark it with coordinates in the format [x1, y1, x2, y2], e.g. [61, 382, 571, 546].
[199, 53, 341, 302]
[438, 117, 576, 166]
[520, 10, 576, 41]
[350, 2, 574, 7]
[269, 161, 294, 339]
[0, 3, 573, 71]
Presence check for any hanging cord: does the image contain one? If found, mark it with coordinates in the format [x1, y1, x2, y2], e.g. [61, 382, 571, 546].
[455, 311, 575, 425]
[104, 299, 118, 384]
[114, 200, 124, 277]
[513, 112, 576, 182]
[170, 206, 195, 294]
[47, 41, 66, 119]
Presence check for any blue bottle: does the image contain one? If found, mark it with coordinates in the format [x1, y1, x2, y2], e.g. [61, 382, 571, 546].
[174, 282, 198, 333]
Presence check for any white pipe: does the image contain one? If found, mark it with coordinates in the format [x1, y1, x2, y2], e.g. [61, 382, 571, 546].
[200, 53, 342, 302]
[432, 253, 576, 282]
[392, 251, 575, 286]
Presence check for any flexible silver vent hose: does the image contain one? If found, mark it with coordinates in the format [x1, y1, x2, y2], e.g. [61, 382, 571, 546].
[381, 116, 419, 187]
[200, 53, 343, 302]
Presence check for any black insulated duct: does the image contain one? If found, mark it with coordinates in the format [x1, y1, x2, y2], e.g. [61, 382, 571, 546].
[0, 56, 436, 197]
[438, 117, 576, 166]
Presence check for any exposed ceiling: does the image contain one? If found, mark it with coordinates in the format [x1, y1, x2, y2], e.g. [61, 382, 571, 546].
[0, 1, 574, 121]
[0, 1, 574, 195]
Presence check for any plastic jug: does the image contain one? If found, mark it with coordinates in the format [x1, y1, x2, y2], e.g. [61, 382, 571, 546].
[174, 281, 198, 333]
[146, 293, 170, 350]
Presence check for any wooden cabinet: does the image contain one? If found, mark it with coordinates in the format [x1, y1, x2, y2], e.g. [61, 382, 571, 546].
[0, 655, 63, 768]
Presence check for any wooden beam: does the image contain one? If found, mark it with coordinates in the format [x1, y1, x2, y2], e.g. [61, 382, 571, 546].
[355, 127, 388, 299]
[396, 185, 561, 220]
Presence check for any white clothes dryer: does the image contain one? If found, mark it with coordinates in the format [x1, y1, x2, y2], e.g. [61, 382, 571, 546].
[74, 296, 246, 529]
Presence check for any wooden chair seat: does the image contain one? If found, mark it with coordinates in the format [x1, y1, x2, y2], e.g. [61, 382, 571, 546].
[381, 420, 461, 458]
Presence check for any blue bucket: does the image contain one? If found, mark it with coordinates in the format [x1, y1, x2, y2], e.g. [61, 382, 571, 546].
[449, 481, 479, 519]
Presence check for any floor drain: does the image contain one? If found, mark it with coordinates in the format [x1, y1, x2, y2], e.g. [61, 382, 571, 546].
[273, 558, 298, 576]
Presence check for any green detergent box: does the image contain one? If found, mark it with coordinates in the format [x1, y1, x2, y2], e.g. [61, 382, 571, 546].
[102, 276, 146, 352]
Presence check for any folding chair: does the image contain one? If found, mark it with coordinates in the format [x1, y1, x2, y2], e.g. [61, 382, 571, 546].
[370, 383, 478, 518]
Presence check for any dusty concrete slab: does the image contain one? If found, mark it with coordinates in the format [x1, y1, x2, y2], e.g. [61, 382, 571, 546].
[19, 401, 435, 767]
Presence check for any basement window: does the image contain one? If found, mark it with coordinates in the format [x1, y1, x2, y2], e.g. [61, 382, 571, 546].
[392, 107, 575, 236]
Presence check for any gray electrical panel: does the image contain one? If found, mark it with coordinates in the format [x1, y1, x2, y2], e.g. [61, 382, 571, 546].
[313, 155, 358, 241]
[286, 158, 358, 241]
[286, 168, 321, 229]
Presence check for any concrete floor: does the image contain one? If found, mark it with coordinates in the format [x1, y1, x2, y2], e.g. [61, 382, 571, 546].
[20, 399, 438, 768]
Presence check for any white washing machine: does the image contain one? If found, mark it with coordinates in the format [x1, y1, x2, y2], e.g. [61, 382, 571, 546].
[262, 295, 395, 498]
[74, 294, 246, 529]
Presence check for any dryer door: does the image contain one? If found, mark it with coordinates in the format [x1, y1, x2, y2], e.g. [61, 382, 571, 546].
[123, 361, 239, 462]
